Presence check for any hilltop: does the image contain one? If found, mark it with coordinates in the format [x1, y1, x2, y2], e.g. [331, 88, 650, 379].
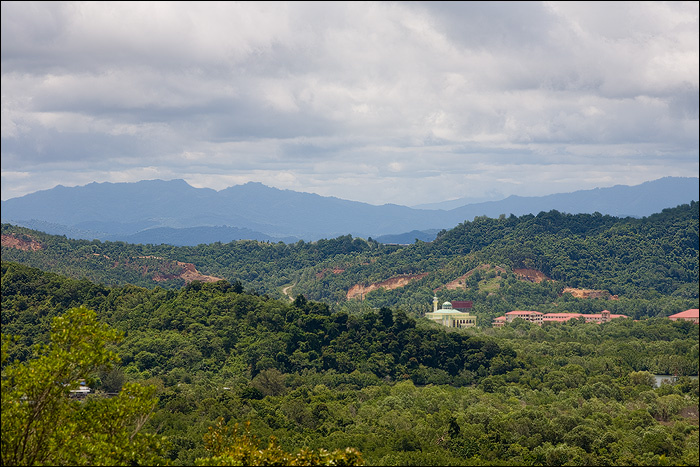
[3, 200, 698, 323]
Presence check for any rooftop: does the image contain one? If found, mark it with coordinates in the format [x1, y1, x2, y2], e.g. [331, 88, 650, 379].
[669, 308, 699, 319]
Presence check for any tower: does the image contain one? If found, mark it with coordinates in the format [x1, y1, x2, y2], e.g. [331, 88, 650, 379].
[433, 296, 438, 313]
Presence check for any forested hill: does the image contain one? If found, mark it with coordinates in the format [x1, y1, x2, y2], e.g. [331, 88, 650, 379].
[2, 201, 698, 321]
[1, 260, 698, 465]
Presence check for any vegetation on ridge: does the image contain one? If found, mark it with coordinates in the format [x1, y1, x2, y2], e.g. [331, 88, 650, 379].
[2, 261, 699, 465]
[1, 202, 698, 465]
[2, 202, 698, 321]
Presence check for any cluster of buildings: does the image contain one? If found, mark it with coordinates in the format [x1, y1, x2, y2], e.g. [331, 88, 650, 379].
[490, 308, 699, 327]
[491, 310, 628, 327]
[424, 297, 699, 329]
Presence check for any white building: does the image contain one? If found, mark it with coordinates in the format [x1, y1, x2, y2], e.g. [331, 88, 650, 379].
[425, 296, 476, 328]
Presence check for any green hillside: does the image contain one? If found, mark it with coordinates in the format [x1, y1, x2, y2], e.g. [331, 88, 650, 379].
[1, 261, 698, 465]
[2, 202, 698, 323]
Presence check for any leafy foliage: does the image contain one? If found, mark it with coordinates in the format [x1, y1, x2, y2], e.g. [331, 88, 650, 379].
[1, 202, 699, 466]
[195, 418, 363, 466]
[2, 202, 698, 319]
[1, 307, 166, 466]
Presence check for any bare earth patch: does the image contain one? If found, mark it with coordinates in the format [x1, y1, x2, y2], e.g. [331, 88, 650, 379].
[562, 287, 617, 300]
[1, 234, 44, 251]
[347, 273, 428, 300]
[512, 268, 618, 299]
[513, 268, 550, 283]
[152, 261, 222, 284]
[2, 235, 220, 285]
[316, 267, 346, 279]
[439, 264, 507, 290]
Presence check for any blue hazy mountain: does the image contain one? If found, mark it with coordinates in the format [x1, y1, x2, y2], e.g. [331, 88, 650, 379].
[446, 176, 700, 220]
[373, 230, 443, 245]
[1, 176, 697, 244]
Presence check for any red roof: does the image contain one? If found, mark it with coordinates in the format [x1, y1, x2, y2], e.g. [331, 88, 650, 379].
[669, 309, 700, 319]
[507, 310, 543, 315]
[493, 316, 507, 321]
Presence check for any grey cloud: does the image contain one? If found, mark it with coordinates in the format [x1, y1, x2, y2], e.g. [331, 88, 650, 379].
[415, 1, 557, 50]
[1, 1, 697, 205]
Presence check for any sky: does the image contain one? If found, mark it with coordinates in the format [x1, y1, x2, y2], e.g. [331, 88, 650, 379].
[1, 1, 698, 206]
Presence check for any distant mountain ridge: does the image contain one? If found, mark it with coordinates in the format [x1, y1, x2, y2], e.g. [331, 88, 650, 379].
[1, 176, 697, 245]
[447, 178, 698, 220]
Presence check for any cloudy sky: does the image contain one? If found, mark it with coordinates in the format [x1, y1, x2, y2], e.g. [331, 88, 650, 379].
[2, 1, 698, 206]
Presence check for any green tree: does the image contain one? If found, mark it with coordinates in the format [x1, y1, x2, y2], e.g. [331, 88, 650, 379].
[1, 306, 166, 466]
[195, 418, 363, 466]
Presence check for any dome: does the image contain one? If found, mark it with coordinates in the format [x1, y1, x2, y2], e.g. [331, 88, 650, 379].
[442, 301, 453, 309]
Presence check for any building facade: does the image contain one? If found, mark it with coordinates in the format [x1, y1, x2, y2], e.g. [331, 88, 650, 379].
[425, 297, 477, 328]
[492, 310, 628, 327]
[502, 310, 544, 325]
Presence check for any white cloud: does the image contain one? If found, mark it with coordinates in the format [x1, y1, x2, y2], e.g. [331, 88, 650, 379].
[1, 1, 698, 204]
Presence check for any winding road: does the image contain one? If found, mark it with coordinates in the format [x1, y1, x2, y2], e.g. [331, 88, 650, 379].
[282, 284, 295, 301]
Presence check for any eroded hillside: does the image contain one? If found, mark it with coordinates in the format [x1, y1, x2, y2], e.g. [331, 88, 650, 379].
[2, 232, 221, 285]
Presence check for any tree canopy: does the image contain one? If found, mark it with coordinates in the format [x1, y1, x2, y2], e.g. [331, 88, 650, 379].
[1, 307, 166, 466]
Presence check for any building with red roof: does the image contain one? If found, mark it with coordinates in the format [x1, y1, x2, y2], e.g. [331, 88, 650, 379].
[504, 310, 543, 325]
[493, 310, 628, 327]
[542, 313, 581, 323]
[492, 316, 507, 328]
[668, 309, 699, 324]
[541, 310, 628, 323]
[451, 301, 473, 312]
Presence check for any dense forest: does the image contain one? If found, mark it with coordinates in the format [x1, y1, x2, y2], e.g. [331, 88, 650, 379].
[2, 202, 699, 465]
[2, 202, 699, 325]
[1, 261, 698, 465]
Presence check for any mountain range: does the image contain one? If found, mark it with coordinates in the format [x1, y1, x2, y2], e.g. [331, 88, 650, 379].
[1, 176, 697, 245]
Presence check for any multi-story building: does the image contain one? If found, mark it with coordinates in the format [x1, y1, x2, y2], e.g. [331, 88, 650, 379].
[503, 310, 544, 325]
[492, 310, 628, 327]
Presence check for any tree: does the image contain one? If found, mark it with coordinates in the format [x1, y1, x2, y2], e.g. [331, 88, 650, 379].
[1, 306, 166, 466]
[195, 418, 363, 466]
